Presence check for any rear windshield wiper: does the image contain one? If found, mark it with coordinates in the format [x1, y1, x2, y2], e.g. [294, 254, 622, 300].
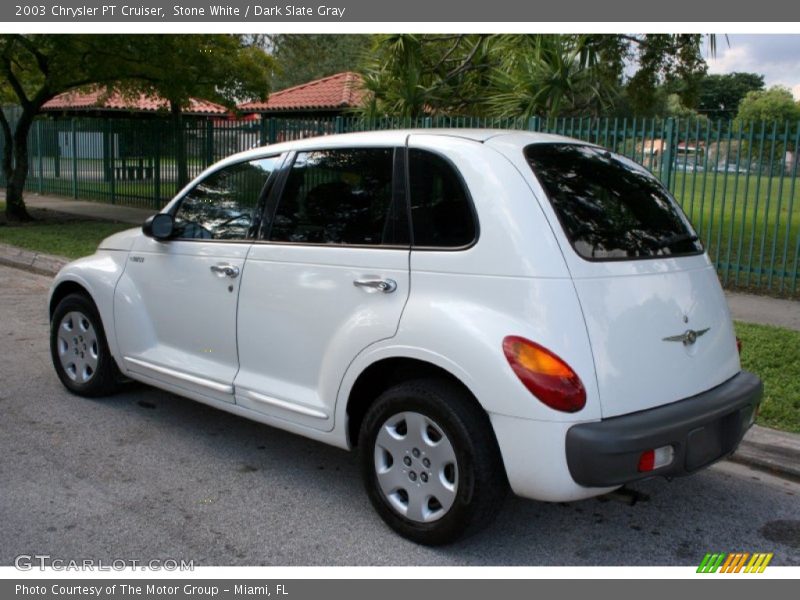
[650, 232, 699, 251]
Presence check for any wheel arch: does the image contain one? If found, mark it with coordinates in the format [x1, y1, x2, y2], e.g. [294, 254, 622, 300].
[49, 253, 129, 364]
[49, 280, 95, 319]
[344, 355, 493, 449]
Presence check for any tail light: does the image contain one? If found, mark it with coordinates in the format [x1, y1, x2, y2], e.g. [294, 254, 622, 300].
[638, 446, 675, 472]
[502, 336, 586, 413]
[736, 337, 742, 355]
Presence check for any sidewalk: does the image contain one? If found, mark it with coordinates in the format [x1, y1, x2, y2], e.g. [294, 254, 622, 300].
[1, 192, 799, 482]
[725, 292, 800, 332]
[22, 192, 155, 225]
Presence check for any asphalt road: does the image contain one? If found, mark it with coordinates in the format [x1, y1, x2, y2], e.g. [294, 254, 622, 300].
[1, 264, 798, 567]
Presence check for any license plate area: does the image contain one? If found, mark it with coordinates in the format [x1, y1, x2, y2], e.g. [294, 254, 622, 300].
[685, 411, 742, 471]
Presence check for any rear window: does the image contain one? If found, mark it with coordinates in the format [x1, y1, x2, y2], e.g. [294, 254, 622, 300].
[525, 144, 703, 260]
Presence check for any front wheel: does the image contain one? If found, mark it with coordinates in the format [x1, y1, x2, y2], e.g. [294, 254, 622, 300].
[50, 293, 121, 397]
[359, 378, 508, 545]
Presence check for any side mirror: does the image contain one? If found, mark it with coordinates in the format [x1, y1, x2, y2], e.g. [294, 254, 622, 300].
[142, 214, 175, 241]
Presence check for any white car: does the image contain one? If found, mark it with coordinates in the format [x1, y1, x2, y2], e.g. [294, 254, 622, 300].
[49, 130, 762, 545]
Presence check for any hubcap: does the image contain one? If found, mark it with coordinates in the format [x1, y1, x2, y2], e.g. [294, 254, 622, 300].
[56, 311, 99, 384]
[373, 411, 459, 523]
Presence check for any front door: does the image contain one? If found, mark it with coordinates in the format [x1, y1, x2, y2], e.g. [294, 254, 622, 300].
[234, 146, 410, 430]
[114, 156, 283, 402]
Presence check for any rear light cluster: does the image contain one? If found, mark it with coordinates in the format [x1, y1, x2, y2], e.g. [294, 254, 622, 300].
[736, 337, 743, 355]
[638, 446, 675, 472]
[502, 336, 586, 413]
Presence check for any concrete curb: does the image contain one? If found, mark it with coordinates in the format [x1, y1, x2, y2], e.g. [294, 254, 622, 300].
[732, 424, 800, 481]
[1, 240, 799, 483]
[0, 242, 68, 277]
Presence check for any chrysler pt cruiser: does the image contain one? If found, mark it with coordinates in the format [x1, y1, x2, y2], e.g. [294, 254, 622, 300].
[49, 130, 763, 544]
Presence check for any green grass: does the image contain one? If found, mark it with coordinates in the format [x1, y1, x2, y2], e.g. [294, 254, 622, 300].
[672, 172, 800, 295]
[735, 321, 800, 433]
[0, 219, 131, 259]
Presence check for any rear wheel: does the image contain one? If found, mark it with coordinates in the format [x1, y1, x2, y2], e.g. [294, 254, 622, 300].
[359, 378, 508, 545]
[50, 293, 121, 397]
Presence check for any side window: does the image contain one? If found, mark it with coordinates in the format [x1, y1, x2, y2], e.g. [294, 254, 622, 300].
[172, 157, 280, 241]
[269, 148, 404, 246]
[408, 149, 476, 248]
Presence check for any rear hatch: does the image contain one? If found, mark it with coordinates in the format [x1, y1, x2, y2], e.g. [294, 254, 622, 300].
[524, 143, 740, 418]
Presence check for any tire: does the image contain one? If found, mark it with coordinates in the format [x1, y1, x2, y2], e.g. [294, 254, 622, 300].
[359, 378, 508, 545]
[50, 292, 121, 397]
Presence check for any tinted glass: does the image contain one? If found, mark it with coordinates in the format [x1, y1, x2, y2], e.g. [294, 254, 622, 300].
[525, 144, 703, 260]
[269, 148, 403, 245]
[408, 149, 475, 247]
[173, 157, 279, 241]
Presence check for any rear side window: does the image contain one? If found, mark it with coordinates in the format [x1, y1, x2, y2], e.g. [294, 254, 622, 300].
[269, 148, 406, 246]
[525, 144, 702, 260]
[408, 149, 476, 248]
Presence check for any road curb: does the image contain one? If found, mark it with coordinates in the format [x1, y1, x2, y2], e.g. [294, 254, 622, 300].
[0, 242, 68, 277]
[732, 424, 800, 481]
[1, 242, 799, 483]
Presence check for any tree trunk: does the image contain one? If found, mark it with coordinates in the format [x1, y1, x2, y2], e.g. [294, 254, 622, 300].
[3, 108, 34, 222]
[170, 101, 189, 189]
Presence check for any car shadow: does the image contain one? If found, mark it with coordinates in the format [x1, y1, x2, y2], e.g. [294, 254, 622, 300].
[93, 382, 799, 566]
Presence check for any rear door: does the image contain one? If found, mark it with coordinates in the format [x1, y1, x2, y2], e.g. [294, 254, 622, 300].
[233, 145, 410, 431]
[522, 143, 740, 418]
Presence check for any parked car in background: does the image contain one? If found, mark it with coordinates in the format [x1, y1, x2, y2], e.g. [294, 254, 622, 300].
[49, 130, 763, 545]
[674, 144, 705, 172]
[715, 162, 751, 174]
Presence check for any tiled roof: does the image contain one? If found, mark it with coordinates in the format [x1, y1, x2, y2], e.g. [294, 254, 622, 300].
[43, 87, 228, 115]
[239, 72, 365, 113]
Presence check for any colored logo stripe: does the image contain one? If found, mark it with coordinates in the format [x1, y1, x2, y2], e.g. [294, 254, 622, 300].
[697, 553, 725, 573]
[745, 553, 773, 573]
[697, 552, 773, 573]
[721, 553, 749, 573]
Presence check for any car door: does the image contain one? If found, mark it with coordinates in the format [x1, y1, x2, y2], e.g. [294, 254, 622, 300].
[234, 146, 410, 431]
[114, 155, 283, 403]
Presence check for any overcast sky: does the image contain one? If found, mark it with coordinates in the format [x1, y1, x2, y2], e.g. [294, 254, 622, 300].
[704, 34, 800, 99]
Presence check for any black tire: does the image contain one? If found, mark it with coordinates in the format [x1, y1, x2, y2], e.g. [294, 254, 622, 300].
[359, 378, 508, 545]
[50, 292, 121, 397]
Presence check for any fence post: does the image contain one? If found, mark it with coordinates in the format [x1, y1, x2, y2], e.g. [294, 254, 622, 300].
[153, 121, 161, 208]
[35, 121, 43, 194]
[335, 116, 343, 134]
[259, 116, 268, 146]
[661, 117, 676, 190]
[54, 121, 61, 178]
[70, 118, 78, 199]
[102, 119, 112, 183]
[423, 117, 432, 129]
[268, 118, 278, 145]
[205, 120, 214, 167]
[108, 121, 116, 205]
[527, 116, 540, 132]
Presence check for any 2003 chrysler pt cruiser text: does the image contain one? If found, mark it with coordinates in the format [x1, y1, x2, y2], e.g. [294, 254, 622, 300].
[49, 130, 763, 544]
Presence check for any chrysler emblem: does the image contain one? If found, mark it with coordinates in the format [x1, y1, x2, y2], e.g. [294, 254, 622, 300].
[663, 328, 710, 346]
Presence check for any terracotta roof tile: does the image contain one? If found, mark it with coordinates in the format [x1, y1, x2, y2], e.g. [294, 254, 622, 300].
[239, 72, 365, 112]
[43, 87, 227, 115]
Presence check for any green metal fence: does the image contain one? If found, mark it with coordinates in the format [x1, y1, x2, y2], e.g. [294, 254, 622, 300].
[1, 113, 799, 296]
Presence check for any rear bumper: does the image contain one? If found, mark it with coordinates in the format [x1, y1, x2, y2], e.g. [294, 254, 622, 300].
[565, 371, 763, 487]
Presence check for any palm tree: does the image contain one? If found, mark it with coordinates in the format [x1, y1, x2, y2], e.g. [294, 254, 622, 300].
[484, 35, 618, 118]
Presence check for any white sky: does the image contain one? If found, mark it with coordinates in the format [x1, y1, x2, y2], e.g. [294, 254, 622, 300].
[704, 34, 800, 99]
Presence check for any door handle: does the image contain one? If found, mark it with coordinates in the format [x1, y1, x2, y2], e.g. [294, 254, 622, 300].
[353, 278, 397, 293]
[210, 264, 240, 279]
